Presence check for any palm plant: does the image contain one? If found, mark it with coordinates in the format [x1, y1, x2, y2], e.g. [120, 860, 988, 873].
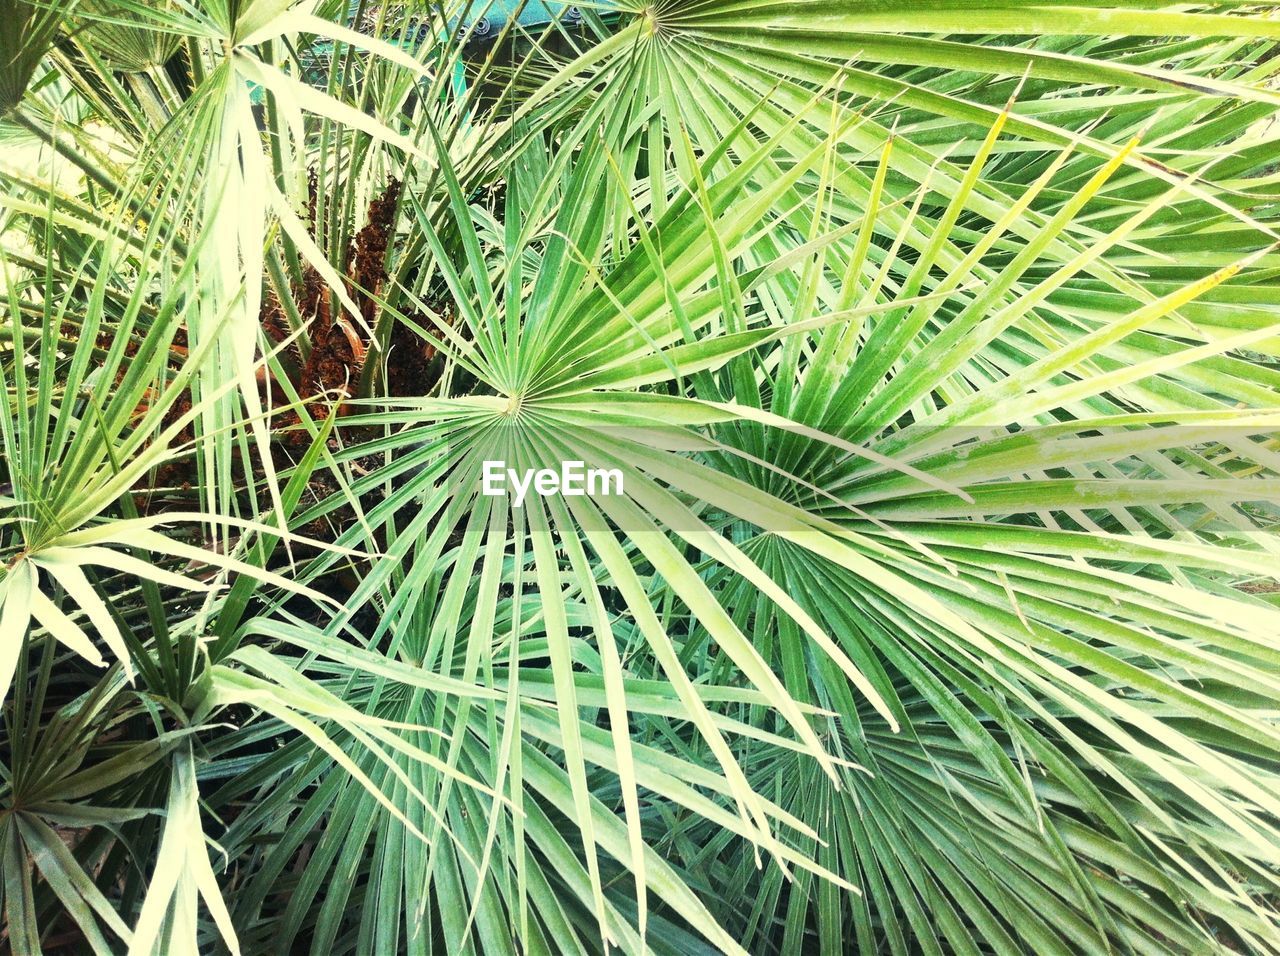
[2, 1, 1280, 953]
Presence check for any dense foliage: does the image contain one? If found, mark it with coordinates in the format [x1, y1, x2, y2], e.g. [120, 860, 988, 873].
[2, 1, 1280, 953]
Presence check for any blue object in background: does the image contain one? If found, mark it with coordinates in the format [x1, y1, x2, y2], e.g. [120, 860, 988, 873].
[455, 1, 621, 43]
[461, 0, 587, 39]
